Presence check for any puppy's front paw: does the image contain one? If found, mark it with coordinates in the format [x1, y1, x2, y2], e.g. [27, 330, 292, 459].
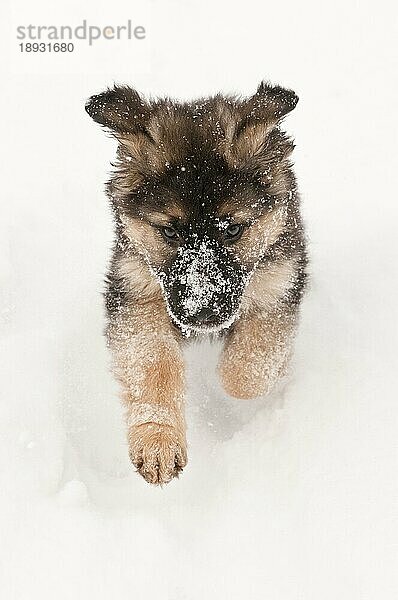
[129, 423, 187, 485]
[219, 352, 287, 399]
[219, 361, 271, 399]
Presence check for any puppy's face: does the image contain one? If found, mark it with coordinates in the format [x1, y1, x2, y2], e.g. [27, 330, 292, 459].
[121, 162, 288, 332]
[86, 82, 298, 332]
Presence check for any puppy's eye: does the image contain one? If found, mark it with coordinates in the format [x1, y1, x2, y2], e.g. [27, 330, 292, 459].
[224, 223, 244, 242]
[161, 226, 179, 242]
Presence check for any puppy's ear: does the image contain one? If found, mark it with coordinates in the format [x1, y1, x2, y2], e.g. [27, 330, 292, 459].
[85, 85, 150, 134]
[86, 85, 167, 184]
[224, 82, 298, 168]
[245, 81, 298, 124]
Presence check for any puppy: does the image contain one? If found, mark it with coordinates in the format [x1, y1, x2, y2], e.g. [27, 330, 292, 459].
[85, 82, 307, 485]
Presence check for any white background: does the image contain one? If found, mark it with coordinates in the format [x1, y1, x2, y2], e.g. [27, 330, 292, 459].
[1, 1, 397, 598]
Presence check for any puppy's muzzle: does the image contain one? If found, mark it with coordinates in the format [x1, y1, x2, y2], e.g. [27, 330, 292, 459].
[157, 240, 248, 331]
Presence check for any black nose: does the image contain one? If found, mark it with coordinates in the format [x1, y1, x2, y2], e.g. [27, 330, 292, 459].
[194, 307, 219, 323]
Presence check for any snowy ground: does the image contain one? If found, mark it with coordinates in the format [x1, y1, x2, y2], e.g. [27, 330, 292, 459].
[1, 0, 397, 598]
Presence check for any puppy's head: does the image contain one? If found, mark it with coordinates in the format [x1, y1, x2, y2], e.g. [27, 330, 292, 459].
[86, 82, 298, 332]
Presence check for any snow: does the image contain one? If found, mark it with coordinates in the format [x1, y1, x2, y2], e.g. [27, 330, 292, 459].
[1, 0, 397, 598]
[156, 237, 247, 333]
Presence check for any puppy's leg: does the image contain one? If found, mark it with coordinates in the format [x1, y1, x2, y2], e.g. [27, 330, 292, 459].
[219, 308, 297, 399]
[108, 300, 186, 485]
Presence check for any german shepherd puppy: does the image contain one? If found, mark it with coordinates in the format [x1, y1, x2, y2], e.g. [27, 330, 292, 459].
[85, 82, 307, 485]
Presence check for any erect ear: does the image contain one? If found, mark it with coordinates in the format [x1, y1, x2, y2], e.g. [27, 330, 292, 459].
[224, 81, 298, 167]
[85, 85, 151, 134]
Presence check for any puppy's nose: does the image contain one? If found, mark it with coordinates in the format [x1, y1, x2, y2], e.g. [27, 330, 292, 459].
[194, 307, 219, 323]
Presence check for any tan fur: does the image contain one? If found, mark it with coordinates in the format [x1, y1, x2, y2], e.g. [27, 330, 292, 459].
[241, 257, 299, 313]
[146, 112, 194, 165]
[218, 309, 296, 399]
[213, 103, 239, 158]
[118, 133, 166, 176]
[146, 208, 185, 223]
[218, 205, 255, 221]
[120, 214, 174, 267]
[264, 163, 294, 195]
[219, 255, 298, 399]
[117, 255, 161, 300]
[128, 424, 187, 485]
[232, 206, 287, 266]
[108, 298, 187, 485]
[224, 122, 273, 169]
